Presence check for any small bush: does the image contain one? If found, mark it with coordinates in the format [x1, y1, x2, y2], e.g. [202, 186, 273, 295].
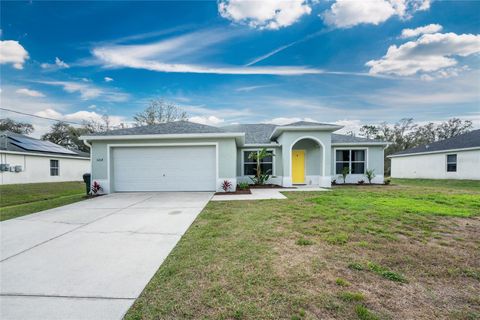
[339, 291, 364, 302]
[348, 263, 364, 271]
[221, 180, 232, 192]
[358, 180, 365, 185]
[332, 179, 337, 185]
[238, 182, 250, 190]
[296, 238, 314, 246]
[355, 305, 379, 320]
[335, 278, 351, 287]
[384, 178, 391, 185]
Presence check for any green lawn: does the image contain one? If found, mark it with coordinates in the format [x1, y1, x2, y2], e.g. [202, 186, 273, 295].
[0, 181, 86, 221]
[126, 180, 480, 320]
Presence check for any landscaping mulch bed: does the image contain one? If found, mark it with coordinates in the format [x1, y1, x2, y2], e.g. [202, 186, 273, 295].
[249, 184, 292, 189]
[214, 189, 252, 195]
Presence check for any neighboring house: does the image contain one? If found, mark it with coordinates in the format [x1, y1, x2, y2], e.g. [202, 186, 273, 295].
[80, 121, 388, 193]
[389, 129, 480, 180]
[0, 131, 90, 185]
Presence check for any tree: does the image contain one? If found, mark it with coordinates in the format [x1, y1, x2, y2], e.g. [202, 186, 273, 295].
[82, 114, 111, 133]
[0, 118, 34, 134]
[435, 118, 472, 140]
[359, 125, 379, 139]
[133, 99, 188, 126]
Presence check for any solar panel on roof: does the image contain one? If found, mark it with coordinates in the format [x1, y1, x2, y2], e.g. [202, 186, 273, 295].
[9, 137, 77, 155]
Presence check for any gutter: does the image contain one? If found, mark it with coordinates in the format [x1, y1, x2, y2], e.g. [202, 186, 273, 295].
[80, 132, 245, 141]
[388, 146, 480, 158]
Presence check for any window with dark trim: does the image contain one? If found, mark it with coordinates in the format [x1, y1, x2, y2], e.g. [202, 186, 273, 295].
[50, 159, 59, 176]
[243, 150, 273, 175]
[335, 149, 366, 174]
[446, 154, 457, 172]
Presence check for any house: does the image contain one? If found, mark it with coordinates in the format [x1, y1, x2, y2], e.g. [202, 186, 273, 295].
[389, 129, 480, 180]
[0, 131, 90, 185]
[80, 121, 389, 193]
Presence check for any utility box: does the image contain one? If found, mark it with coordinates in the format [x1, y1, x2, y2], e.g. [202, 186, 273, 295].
[15, 165, 23, 172]
[0, 164, 9, 171]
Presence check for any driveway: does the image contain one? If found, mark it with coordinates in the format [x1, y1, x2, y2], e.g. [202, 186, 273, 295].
[0, 192, 213, 320]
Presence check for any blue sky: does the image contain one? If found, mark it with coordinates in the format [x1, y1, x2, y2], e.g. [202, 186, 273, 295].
[1, 0, 479, 137]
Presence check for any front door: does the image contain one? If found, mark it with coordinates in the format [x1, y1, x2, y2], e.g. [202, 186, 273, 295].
[292, 150, 305, 184]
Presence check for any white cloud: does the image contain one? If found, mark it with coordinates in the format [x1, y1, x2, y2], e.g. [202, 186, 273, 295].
[400, 23, 442, 38]
[262, 117, 317, 125]
[218, 0, 311, 30]
[189, 115, 225, 126]
[41, 57, 70, 69]
[88, 104, 97, 109]
[35, 108, 125, 126]
[15, 88, 45, 97]
[40, 80, 129, 101]
[321, 0, 431, 29]
[235, 84, 275, 92]
[366, 32, 480, 77]
[92, 28, 325, 75]
[0, 40, 29, 69]
[333, 119, 363, 134]
[104, 77, 114, 82]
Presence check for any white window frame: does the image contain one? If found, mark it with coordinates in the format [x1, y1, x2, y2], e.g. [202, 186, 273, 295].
[446, 153, 457, 172]
[50, 159, 59, 176]
[241, 149, 275, 176]
[334, 148, 368, 175]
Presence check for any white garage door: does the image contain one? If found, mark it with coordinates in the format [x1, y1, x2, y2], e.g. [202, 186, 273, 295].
[112, 146, 216, 192]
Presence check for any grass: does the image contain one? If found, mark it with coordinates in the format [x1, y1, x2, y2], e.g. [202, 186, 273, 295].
[126, 180, 480, 319]
[0, 181, 85, 221]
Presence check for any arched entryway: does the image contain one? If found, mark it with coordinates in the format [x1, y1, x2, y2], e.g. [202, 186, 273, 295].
[290, 137, 324, 185]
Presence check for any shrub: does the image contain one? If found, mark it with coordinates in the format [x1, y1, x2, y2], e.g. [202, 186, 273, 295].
[331, 179, 337, 185]
[90, 181, 102, 195]
[358, 180, 365, 185]
[296, 238, 314, 246]
[339, 167, 349, 184]
[335, 278, 351, 287]
[238, 182, 250, 190]
[221, 180, 232, 192]
[384, 178, 391, 185]
[365, 169, 376, 184]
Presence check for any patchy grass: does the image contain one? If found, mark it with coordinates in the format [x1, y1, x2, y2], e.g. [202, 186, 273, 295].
[126, 180, 480, 320]
[295, 237, 314, 246]
[0, 181, 85, 221]
[335, 278, 351, 287]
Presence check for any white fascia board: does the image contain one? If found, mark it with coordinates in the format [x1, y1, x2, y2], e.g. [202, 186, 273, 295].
[243, 143, 281, 147]
[80, 132, 245, 141]
[270, 125, 344, 140]
[388, 146, 480, 158]
[0, 150, 90, 160]
[332, 142, 390, 147]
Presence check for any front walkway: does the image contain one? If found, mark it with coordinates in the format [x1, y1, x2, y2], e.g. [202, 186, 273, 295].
[0, 192, 213, 320]
[211, 186, 329, 201]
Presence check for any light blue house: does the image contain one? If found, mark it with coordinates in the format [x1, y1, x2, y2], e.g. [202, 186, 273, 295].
[81, 121, 388, 193]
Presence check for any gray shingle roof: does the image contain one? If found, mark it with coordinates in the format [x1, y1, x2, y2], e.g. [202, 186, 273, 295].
[222, 124, 276, 144]
[392, 129, 480, 156]
[331, 133, 386, 144]
[86, 120, 226, 136]
[0, 131, 89, 157]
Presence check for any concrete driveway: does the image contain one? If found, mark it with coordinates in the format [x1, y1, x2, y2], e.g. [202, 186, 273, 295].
[0, 192, 213, 320]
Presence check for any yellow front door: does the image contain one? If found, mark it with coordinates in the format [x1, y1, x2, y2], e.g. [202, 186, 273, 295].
[292, 150, 305, 184]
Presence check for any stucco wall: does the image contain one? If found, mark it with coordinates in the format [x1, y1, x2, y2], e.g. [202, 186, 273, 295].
[330, 145, 385, 184]
[391, 149, 480, 180]
[277, 131, 332, 187]
[90, 137, 237, 193]
[0, 153, 90, 185]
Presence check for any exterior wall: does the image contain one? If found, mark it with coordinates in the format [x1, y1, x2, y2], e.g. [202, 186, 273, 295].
[90, 137, 237, 193]
[236, 146, 283, 185]
[391, 149, 480, 180]
[0, 152, 90, 185]
[331, 145, 385, 184]
[277, 131, 332, 187]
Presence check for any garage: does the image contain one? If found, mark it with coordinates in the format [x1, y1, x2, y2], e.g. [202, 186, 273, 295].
[112, 145, 216, 192]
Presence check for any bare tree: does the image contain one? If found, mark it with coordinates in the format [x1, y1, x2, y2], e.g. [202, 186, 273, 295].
[82, 114, 111, 133]
[133, 99, 188, 126]
[435, 118, 472, 140]
[0, 118, 34, 134]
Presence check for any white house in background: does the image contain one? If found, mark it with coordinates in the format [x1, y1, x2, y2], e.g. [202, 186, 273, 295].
[389, 129, 480, 180]
[0, 131, 90, 185]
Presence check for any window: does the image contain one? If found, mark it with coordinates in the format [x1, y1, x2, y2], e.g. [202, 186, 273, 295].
[50, 159, 59, 176]
[243, 150, 273, 175]
[335, 149, 366, 174]
[446, 154, 457, 172]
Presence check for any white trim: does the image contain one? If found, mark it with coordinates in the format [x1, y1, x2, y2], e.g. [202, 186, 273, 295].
[0, 150, 90, 160]
[289, 136, 326, 178]
[388, 146, 480, 158]
[81, 132, 244, 141]
[270, 125, 343, 140]
[332, 142, 389, 146]
[333, 147, 369, 175]
[240, 148, 275, 177]
[446, 153, 457, 172]
[106, 142, 219, 193]
[243, 143, 280, 147]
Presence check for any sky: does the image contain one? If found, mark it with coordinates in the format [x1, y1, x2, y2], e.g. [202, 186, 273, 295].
[1, 0, 479, 137]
